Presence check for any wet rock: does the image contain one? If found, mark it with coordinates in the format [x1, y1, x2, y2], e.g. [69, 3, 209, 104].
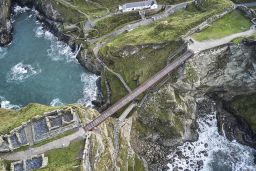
[0, 0, 12, 46]
[197, 160, 204, 169]
[77, 49, 103, 75]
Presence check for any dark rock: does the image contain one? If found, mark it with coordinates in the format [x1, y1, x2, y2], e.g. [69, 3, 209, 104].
[77, 49, 103, 75]
[0, 0, 12, 46]
[197, 160, 204, 169]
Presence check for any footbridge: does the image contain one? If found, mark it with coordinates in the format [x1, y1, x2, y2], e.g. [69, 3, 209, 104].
[85, 50, 194, 131]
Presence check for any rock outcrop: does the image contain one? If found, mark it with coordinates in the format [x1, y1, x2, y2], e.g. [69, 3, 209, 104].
[182, 43, 256, 148]
[129, 43, 256, 170]
[0, 0, 12, 46]
[77, 49, 103, 75]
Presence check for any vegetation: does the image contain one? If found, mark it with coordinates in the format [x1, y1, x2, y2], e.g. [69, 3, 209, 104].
[104, 0, 233, 48]
[101, 42, 181, 103]
[230, 93, 256, 132]
[193, 10, 252, 41]
[185, 63, 199, 83]
[88, 12, 141, 38]
[0, 104, 60, 135]
[40, 140, 84, 171]
[99, 0, 233, 103]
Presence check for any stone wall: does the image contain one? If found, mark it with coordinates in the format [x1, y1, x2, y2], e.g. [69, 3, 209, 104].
[236, 5, 256, 20]
[0, 108, 81, 152]
[183, 6, 235, 38]
[10, 154, 48, 171]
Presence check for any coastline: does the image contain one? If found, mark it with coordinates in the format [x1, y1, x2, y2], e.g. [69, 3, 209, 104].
[0, 2, 105, 109]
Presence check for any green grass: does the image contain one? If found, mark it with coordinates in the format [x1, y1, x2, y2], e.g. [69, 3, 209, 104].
[40, 140, 84, 171]
[106, 0, 233, 48]
[100, 42, 181, 103]
[49, 0, 87, 24]
[193, 10, 252, 41]
[88, 12, 141, 38]
[98, 0, 233, 103]
[0, 104, 60, 135]
[69, 0, 109, 19]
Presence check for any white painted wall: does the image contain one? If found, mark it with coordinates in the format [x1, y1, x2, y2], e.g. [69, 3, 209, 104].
[121, 4, 158, 12]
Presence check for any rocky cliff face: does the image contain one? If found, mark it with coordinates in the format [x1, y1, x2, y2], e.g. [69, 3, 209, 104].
[180, 43, 256, 147]
[0, 0, 12, 46]
[129, 43, 256, 170]
[83, 115, 147, 171]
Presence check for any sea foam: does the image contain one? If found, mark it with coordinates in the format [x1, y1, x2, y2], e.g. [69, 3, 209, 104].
[0, 47, 7, 60]
[167, 100, 256, 171]
[13, 6, 29, 15]
[50, 98, 64, 107]
[0, 96, 20, 110]
[34, 25, 79, 63]
[77, 73, 98, 106]
[6, 62, 41, 83]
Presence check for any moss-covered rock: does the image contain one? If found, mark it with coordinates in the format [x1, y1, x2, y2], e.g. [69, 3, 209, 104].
[229, 93, 256, 132]
[83, 117, 147, 171]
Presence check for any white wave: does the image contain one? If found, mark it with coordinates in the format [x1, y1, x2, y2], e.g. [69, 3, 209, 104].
[6, 62, 41, 83]
[35, 26, 44, 38]
[50, 98, 64, 107]
[13, 6, 29, 15]
[0, 96, 20, 110]
[167, 100, 256, 171]
[77, 73, 98, 106]
[34, 25, 79, 63]
[0, 47, 7, 59]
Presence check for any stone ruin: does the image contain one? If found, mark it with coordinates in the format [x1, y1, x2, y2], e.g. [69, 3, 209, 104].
[10, 154, 48, 171]
[0, 108, 81, 152]
[237, 5, 256, 20]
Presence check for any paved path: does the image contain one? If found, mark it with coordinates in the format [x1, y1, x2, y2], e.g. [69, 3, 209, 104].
[1, 128, 86, 160]
[236, 2, 256, 8]
[189, 26, 256, 52]
[85, 50, 194, 131]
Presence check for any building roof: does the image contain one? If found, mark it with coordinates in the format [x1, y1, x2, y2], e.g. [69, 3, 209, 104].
[123, 0, 157, 9]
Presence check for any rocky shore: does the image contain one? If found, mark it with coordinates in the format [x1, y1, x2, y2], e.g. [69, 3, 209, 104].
[0, 0, 12, 46]
[1, 0, 256, 170]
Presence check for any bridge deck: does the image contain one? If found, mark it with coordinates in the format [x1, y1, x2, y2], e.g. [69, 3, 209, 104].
[85, 50, 194, 131]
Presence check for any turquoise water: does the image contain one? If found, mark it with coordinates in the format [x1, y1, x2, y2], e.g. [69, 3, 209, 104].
[0, 10, 97, 109]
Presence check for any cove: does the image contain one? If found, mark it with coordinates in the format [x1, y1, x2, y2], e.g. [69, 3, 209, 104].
[0, 10, 98, 109]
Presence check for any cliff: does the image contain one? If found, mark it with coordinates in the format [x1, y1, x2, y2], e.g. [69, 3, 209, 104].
[0, 0, 12, 46]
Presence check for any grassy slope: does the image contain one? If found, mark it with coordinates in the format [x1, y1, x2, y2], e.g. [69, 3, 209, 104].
[105, 0, 233, 48]
[40, 140, 84, 171]
[193, 10, 252, 41]
[88, 12, 141, 38]
[0, 104, 59, 135]
[99, 0, 233, 103]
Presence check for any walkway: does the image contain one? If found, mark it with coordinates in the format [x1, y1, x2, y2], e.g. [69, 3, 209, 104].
[188, 26, 256, 52]
[236, 2, 256, 8]
[85, 50, 194, 131]
[0, 128, 86, 160]
[88, 1, 193, 44]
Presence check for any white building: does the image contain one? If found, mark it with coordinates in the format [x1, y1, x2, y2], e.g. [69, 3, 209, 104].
[119, 0, 158, 12]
